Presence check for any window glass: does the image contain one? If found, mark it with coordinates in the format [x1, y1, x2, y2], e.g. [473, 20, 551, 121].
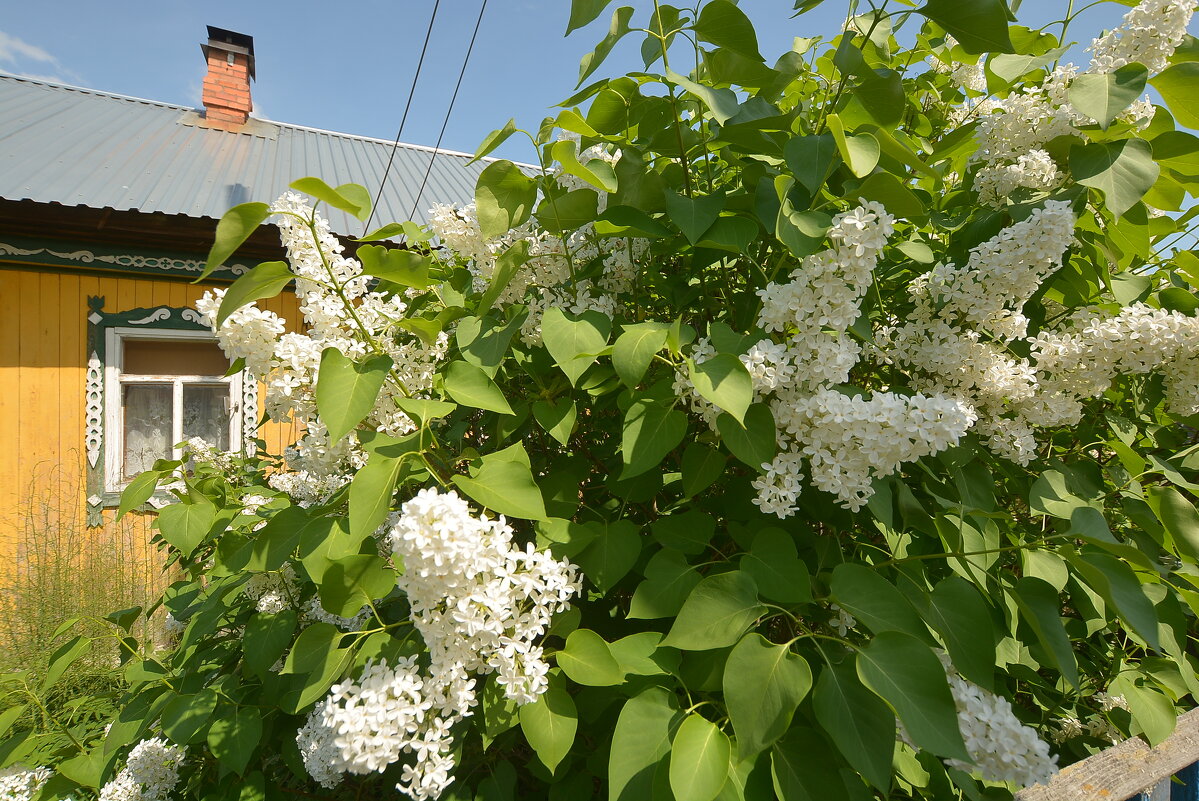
[123, 383, 172, 478]
[183, 384, 231, 449]
[123, 339, 229, 376]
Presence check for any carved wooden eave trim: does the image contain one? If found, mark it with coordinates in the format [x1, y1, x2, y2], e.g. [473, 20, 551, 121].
[0, 237, 253, 280]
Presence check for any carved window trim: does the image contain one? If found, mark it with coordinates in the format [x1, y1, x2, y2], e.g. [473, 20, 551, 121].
[103, 327, 244, 495]
[85, 296, 259, 525]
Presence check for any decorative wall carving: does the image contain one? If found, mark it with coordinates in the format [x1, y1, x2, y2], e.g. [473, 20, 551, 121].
[127, 308, 172, 325]
[0, 241, 251, 277]
[242, 379, 260, 456]
[85, 353, 103, 469]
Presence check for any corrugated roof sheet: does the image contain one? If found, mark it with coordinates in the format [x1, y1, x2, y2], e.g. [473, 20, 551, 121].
[0, 72, 495, 236]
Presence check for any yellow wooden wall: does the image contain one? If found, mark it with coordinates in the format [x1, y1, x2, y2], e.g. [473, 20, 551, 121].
[0, 266, 301, 581]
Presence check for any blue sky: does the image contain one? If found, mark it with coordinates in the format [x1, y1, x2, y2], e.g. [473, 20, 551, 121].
[0, 1, 1133, 163]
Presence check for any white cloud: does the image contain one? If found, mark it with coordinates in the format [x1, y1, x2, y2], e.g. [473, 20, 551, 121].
[0, 30, 58, 66]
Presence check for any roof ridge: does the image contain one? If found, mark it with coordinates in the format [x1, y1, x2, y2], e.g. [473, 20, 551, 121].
[0, 70, 532, 166]
[0, 70, 193, 112]
[254, 116, 523, 164]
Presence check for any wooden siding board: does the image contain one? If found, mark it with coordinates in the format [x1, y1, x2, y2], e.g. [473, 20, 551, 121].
[11, 271, 60, 547]
[16, 271, 42, 527]
[115, 275, 135, 316]
[58, 273, 84, 522]
[37, 271, 62, 532]
[0, 270, 21, 545]
[168, 280, 187, 311]
[135, 275, 155, 311]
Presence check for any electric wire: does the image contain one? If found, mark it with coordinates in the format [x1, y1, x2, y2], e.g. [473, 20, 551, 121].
[363, 0, 442, 233]
[407, 0, 489, 223]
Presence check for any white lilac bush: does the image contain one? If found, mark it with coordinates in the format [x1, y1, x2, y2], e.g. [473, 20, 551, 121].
[9, 0, 1199, 799]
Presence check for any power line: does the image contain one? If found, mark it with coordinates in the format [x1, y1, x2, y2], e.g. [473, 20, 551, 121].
[364, 0, 442, 234]
[408, 0, 489, 223]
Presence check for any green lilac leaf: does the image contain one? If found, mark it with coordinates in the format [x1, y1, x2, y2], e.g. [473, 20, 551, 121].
[662, 571, 765, 650]
[856, 632, 970, 762]
[201, 202, 270, 281]
[669, 714, 731, 801]
[724, 633, 812, 758]
[216, 261, 292, 326]
[315, 348, 393, 443]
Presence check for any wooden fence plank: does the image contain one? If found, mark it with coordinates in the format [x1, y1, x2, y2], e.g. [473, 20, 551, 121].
[1017, 709, 1199, 801]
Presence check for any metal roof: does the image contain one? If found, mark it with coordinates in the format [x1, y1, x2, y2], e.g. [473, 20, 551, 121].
[0, 71, 495, 236]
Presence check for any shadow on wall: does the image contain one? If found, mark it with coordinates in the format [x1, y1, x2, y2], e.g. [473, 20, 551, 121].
[0, 454, 169, 671]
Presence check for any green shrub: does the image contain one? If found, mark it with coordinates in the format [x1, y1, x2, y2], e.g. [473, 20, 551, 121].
[9, 2, 1199, 800]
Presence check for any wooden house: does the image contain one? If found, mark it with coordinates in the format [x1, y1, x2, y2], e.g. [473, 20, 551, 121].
[0, 27, 486, 572]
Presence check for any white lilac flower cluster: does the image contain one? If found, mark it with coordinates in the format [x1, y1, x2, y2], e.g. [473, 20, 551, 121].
[829, 604, 856, 637]
[197, 193, 451, 500]
[386, 488, 580, 703]
[0, 765, 51, 801]
[874, 201, 1076, 464]
[1085, 717, 1124, 743]
[300, 595, 373, 631]
[98, 738, 185, 801]
[161, 612, 186, 639]
[970, 65, 1078, 168]
[297, 656, 468, 800]
[733, 190, 1195, 500]
[243, 563, 299, 614]
[675, 202, 972, 515]
[428, 203, 494, 268]
[928, 37, 988, 94]
[911, 200, 1077, 341]
[297, 489, 579, 801]
[1024, 304, 1199, 426]
[1089, 0, 1197, 74]
[1049, 716, 1085, 744]
[240, 493, 270, 515]
[265, 470, 347, 508]
[1050, 693, 1131, 745]
[876, 199, 1199, 466]
[939, 658, 1058, 789]
[1057, 715, 1122, 744]
[756, 203, 893, 344]
[974, 150, 1064, 209]
[515, 224, 649, 344]
[953, 0, 1194, 206]
[966, 59, 1153, 189]
[427, 193, 649, 346]
[183, 437, 237, 472]
[1095, 691, 1131, 712]
[768, 389, 978, 512]
[424, 143, 651, 406]
[552, 131, 622, 210]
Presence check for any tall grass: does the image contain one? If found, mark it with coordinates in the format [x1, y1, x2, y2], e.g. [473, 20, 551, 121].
[0, 460, 167, 672]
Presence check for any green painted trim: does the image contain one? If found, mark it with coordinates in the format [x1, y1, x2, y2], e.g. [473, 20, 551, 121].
[85, 297, 214, 525]
[0, 233, 255, 280]
[84, 296, 259, 524]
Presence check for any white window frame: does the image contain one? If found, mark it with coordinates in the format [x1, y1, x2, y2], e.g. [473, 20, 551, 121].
[103, 327, 243, 493]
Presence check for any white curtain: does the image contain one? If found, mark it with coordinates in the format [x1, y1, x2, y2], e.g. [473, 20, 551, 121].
[123, 384, 171, 478]
[183, 384, 230, 449]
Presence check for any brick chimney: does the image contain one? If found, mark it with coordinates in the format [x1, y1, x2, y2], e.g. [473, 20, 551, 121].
[200, 26, 255, 129]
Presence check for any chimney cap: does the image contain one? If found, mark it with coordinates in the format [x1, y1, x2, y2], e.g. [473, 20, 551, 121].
[201, 26, 255, 81]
